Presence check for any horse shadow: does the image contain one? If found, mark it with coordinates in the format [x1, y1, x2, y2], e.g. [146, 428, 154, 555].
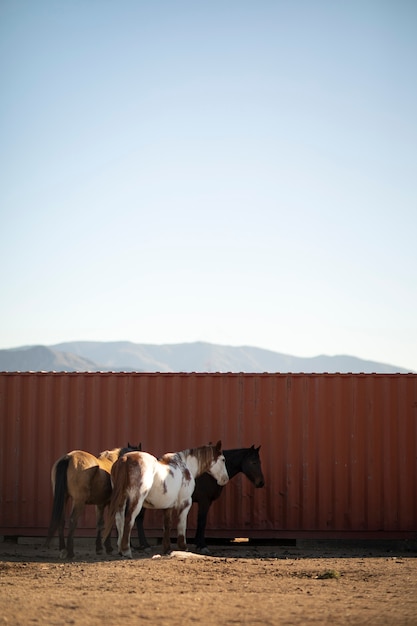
[3, 537, 416, 564]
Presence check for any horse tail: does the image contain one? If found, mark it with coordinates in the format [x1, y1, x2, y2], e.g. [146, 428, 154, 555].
[103, 458, 129, 541]
[46, 456, 70, 546]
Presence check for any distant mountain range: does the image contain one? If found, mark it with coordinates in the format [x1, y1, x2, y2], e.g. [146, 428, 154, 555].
[0, 341, 413, 373]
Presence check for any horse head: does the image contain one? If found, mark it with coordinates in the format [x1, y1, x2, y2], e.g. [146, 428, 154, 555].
[119, 442, 142, 456]
[242, 445, 265, 488]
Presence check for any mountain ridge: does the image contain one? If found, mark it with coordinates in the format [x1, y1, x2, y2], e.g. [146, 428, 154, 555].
[0, 341, 413, 373]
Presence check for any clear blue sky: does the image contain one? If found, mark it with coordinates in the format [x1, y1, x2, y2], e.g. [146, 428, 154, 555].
[1, 0, 416, 371]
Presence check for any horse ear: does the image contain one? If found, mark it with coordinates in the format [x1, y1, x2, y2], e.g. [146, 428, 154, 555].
[256, 445, 261, 451]
[215, 440, 222, 451]
[139, 442, 142, 451]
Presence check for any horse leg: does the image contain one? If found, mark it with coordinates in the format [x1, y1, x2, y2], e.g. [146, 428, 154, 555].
[119, 496, 143, 558]
[65, 502, 84, 559]
[103, 519, 113, 554]
[135, 507, 150, 550]
[162, 508, 173, 554]
[96, 505, 112, 554]
[114, 506, 125, 555]
[195, 499, 211, 554]
[57, 497, 68, 555]
[176, 499, 192, 552]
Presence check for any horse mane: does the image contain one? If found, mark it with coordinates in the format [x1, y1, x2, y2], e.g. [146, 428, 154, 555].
[97, 448, 120, 463]
[187, 441, 222, 474]
[187, 446, 213, 471]
[158, 442, 221, 474]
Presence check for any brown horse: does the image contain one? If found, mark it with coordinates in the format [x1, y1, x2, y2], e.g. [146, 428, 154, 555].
[46, 444, 141, 559]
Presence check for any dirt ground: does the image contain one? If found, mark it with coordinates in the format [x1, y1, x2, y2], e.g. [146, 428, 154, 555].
[1, 537, 417, 626]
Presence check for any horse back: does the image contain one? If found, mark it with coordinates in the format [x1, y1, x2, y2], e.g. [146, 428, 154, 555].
[110, 451, 152, 502]
[65, 450, 101, 470]
[65, 450, 111, 505]
[144, 459, 191, 509]
[103, 451, 150, 539]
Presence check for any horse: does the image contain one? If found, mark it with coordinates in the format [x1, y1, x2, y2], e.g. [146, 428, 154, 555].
[136, 445, 265, 554]
[46, 443, 141, 559]
[102, 441, 229, 558]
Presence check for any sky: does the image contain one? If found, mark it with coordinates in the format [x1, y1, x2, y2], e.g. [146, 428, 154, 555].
[1, 0, 416, 371]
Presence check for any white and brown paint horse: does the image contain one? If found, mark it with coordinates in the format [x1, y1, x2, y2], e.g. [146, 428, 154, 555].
[46, 444, 141, 559]
[103, 441, 229, 558]
[137, 445, 265, 554]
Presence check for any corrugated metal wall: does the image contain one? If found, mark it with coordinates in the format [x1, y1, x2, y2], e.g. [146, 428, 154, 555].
[1, 372, 416, 539]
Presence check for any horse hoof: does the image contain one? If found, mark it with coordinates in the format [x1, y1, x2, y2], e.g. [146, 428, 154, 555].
[105, 546, 114, 554]
[59, 549, 68, 559]
[197, 547, 210, 555]
[120, 549, 133, 559]
[136, 543, 151, 551]
[134, 545, 151, 553]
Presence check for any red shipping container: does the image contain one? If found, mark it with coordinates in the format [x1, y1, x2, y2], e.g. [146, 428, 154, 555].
[1, 372, 416, 539]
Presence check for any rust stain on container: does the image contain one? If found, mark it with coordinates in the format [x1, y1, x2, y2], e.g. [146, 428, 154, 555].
[0, 372, 416, 539]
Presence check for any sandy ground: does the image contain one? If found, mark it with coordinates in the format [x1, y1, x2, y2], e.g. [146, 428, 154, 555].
[1, 537, 417, 625]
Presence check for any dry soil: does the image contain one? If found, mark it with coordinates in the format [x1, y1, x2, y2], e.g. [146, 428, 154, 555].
[1, 538, 417, 625]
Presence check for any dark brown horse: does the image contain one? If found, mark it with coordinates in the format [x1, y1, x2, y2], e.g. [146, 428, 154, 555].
[136, 445, 264, 554]
[46, 444, 140, 559]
